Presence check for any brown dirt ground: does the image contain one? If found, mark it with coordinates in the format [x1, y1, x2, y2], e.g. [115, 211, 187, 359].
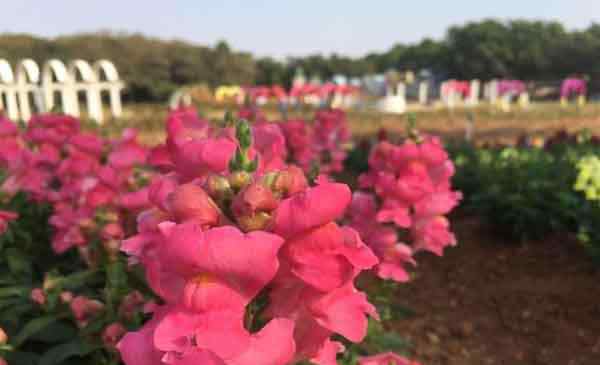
[391, 215, 600, 365]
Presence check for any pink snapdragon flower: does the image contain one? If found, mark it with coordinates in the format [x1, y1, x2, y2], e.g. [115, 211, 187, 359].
[351, 136, 461, 282]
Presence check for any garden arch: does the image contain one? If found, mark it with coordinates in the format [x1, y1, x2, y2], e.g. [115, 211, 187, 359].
[15, 59, 41, 122]
[0, 59, 19, 120]
[93, 60, 124, 120]
[68, 59, 103, 121]
[42, 59, 77, 115]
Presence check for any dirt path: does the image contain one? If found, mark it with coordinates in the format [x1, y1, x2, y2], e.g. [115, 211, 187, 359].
[391, 216, 600, 365]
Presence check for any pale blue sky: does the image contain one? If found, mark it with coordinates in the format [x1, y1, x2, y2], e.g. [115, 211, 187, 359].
[3, 0, 599, 58]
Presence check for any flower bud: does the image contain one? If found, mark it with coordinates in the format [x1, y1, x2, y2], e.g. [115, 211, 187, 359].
[102, 322, 126, 351]
[205, 174, 232, 200]
[237, 212, 272, 232]
[273, 166, 308, 196]
[235, 120, 252, 150]
[30, 288, 46, 305]
[228, 171, 251, 191]
[168, 183, 220, 227]
[119, 290, 145, 320]
[71, 296, 105, 328]
[42, 273, 60, 291]
[143, 300, 158, 314]
[232, 183, 278, 217]
[101, 223, 124, 241]
[0, 327, 8, 345]
[260, 172, 280, 190]
[60, 291, 74, 304]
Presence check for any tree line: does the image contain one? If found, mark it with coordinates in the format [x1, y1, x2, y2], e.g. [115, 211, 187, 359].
[1, 19, 599, 102]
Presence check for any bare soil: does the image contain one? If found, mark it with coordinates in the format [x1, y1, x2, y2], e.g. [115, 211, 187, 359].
[392, 216, 600, 365]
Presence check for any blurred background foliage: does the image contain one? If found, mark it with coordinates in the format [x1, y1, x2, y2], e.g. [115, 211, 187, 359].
[1, 19, 600, 102]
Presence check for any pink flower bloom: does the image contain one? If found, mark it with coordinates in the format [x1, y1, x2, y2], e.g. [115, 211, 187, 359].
[60, 291, 74, 304]
[101, 222, 124, 241]
[280, 120, 316, 171]
[118, 306, 168, 365]
[108, 129, 148, 170]
[170, 137, 237, 182]
[70, 296, 105, 327]
[231, 182, 278, 222]
[148, 144, 174, 172]
[150, 224, 284, 312]
[0, 210, 17, 234]
[120, 303, 295, 365]
[69, 133, 105, 157]
[167, 183, 220, 227]
[166, 107, 212, 146]
[252, 122, 287, 172]
[30, 288, 46, 305]
[25, 114, 80, 146]
[282, 222, 377, 291]
[272, 182, 352, 238]
[119, 291, 145, 320]
[119, 188, 151, 211]
[353, 137, 461, 280]
[154, 309, 295, 365]
[102, 322, 127, 350]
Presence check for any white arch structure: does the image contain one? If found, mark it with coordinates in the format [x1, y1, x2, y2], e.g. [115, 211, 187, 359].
[93, 60, 124, 119]
[0, 58, 124, 123]
[0, 60, 19, 120]
[15, 59, 41, 122]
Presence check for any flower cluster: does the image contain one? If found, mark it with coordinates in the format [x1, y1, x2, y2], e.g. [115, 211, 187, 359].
[117, 109, 383, 365]
[0, 114, 151, 257]
[0, 114, 157, 359]
[280, 108, 351, 174]
[0, 106, 447, 365]
[349, 135, 462, 282]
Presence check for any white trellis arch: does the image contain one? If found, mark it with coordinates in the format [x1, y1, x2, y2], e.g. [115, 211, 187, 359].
[93, 59, 124, 119]
[67, 59, 103, 121]
[0, 60, 19, 120]
[0, 58, 124, 123]
[42, 59, 78, 116]
[15, 59, 41, 122]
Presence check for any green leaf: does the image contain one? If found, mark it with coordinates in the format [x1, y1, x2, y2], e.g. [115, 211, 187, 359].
[0, 286, 29, 298]
[30, 321, 78, 343]
[12, 315, 61, 347]
[38, 339, 100, 365]
[5, 351, 39, 365]
[58, 270, 101, 290]
[6, 248, 32, 276]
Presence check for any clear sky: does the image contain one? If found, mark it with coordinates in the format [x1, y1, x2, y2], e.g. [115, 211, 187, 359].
[3, 0, 599, 58]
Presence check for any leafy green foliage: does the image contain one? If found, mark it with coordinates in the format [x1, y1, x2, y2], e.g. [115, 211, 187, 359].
[449, 137, 600, 257]
[0, 191, 152, 364]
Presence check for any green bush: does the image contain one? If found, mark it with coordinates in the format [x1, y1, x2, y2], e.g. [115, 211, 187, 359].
[449, 137, 600, 252]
